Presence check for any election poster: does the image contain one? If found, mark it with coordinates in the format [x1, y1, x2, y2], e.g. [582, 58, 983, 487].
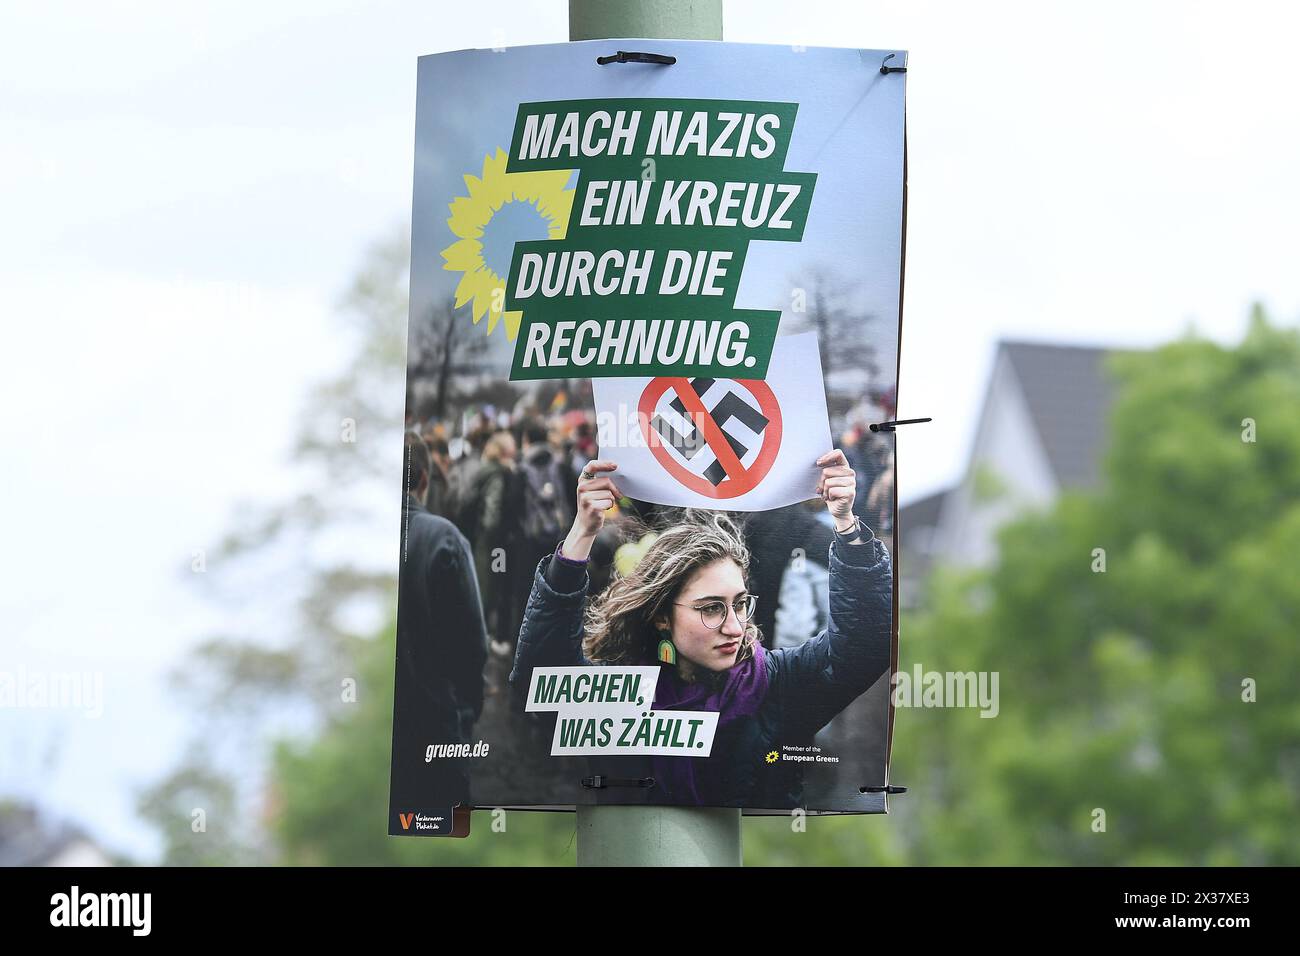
[388, 39, 906, 833]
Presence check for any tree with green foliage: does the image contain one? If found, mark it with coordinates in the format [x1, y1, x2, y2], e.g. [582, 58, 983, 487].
[869, 308, 1299, 865]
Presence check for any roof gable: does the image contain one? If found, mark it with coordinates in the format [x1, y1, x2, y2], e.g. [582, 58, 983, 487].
[1000, 341, 1120, 489]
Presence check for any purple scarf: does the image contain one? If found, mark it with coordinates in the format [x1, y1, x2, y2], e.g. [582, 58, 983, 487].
[649, 641, 769, 805]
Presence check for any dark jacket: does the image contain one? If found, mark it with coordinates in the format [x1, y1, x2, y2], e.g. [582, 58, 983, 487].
[519, 444, 572, 545]
[471, 459, 513, 632]
[508, 533, 893, 810]
[389, 495, 488, 810]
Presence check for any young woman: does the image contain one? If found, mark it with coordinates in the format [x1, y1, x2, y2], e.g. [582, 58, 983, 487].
[509, 450, 893, 809]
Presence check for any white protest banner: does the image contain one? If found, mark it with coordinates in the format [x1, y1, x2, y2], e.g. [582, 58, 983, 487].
[591, 331, 832, 511]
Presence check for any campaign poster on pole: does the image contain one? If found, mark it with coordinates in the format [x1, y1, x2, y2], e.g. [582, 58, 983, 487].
[388, 39, 906, 834]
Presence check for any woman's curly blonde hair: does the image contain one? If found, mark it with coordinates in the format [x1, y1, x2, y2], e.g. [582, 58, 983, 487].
[583, 509, 762, 667]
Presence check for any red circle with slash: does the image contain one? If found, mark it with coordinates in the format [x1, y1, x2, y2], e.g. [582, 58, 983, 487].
[638, 377, 783, 499]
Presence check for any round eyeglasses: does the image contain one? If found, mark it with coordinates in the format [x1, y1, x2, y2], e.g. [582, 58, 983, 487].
[672, 594, 758, 630]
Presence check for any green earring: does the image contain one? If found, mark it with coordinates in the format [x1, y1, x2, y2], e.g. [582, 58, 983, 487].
[656, 629, 676, 665]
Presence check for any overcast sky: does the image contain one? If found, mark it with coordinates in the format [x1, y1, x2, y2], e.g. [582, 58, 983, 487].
[2, 0, 1297, 857]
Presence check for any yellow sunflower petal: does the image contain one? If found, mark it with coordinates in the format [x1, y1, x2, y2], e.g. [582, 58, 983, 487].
[545, 192, 575, 238]
[440, 237, 482, 272]
[446, 196, 487, 239]
[479, 151, 513, 211]
[453, 270, 486, 311]
[504, 310, 523, 339]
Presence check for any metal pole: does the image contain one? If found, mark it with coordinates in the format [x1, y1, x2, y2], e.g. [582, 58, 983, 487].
[568, 0, 722, 41]
[567, 0, 739, 867]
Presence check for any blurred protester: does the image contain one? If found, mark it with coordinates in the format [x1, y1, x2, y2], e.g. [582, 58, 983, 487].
[743, 502, 835, 649]
[839, 417, 890, 527]
[472, 430, 517, 651]
[508, 420, 574, 656]
[568, 420, 598, 479]
[522, 423, 571, 537]
[865, 448, 894, 535]
[423, 436, 452, 517]
[445, 427, 489, 536]
[389, 433, 488, 809]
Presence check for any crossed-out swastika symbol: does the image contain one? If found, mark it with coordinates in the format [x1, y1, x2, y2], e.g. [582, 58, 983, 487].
[638, 376, 783, 500]
[649, 378, 772, 487]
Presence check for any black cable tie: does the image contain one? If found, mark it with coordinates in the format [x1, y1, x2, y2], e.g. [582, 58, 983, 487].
[880, 53, 907, 75]
[860, 785, 909, 794]
[581, 775, 656, 790]
[869, 417, 932, 433]
[596, 51, 677, 66]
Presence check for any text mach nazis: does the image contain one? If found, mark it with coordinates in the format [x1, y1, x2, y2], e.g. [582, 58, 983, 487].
[504, 101, 816, 381]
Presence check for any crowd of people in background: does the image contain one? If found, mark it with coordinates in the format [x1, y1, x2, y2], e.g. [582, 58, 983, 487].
[402, 388, 896, 656]
[407, 406, 589, 659]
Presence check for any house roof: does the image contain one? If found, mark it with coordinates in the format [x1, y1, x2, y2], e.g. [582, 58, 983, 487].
[0, 802, 107, 867]
[900, 340, 1126, 531]
[899, 487, 946, 532]
[1001, 341, 1118, 490]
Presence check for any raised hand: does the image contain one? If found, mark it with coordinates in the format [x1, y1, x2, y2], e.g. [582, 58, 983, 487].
[815, 449, 857, 532]
[563, 460, 620, 558]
